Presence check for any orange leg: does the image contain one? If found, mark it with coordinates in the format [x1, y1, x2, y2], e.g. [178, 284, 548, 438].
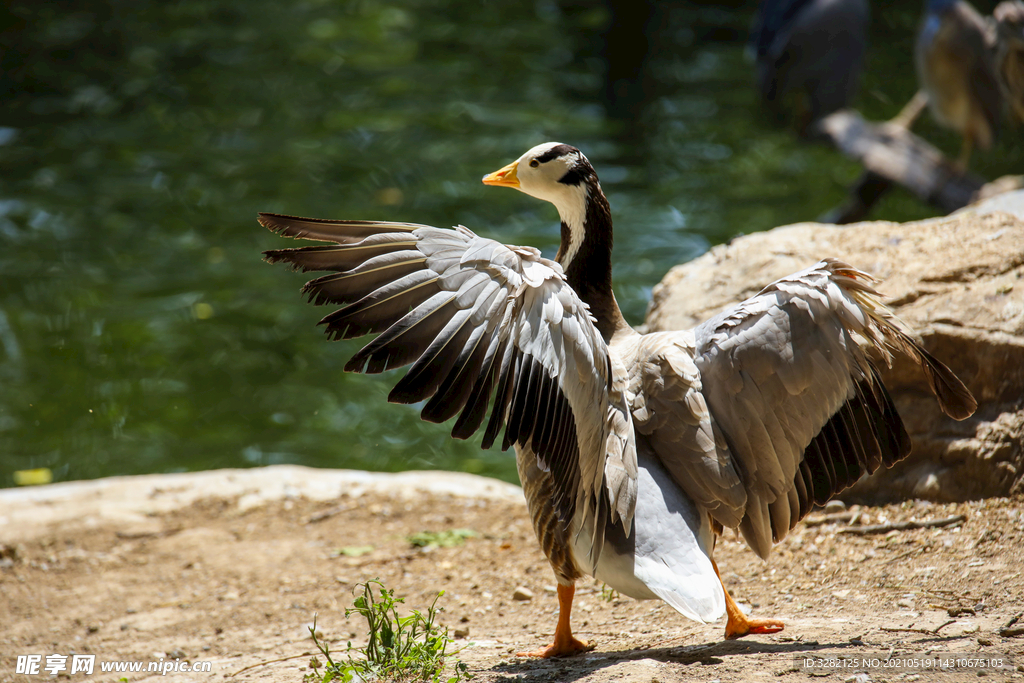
[711, 557, 785, 640]
[517, 583, 595, 658]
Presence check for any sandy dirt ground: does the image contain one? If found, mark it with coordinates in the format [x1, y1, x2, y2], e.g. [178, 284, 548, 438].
[2, 469, 1024, 683]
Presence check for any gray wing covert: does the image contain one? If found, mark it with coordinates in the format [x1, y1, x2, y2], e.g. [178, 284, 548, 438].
[627, 331, 747, 529]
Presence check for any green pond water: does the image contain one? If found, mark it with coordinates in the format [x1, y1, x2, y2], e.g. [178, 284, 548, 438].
[1, 0, 1019, 488]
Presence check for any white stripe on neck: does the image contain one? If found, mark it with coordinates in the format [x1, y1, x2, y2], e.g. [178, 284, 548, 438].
[553, 181, 589, 269]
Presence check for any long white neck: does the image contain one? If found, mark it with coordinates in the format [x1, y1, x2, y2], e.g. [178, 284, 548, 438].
[550, 177, 627, 342]
[552, 181, 590, 269]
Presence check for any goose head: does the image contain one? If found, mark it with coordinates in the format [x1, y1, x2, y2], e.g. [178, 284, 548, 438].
[482, 142, 607, 271]
[482, 142, 625, 341]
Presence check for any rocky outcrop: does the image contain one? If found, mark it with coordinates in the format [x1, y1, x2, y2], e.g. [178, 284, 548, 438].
[644, 192, 1024, 502]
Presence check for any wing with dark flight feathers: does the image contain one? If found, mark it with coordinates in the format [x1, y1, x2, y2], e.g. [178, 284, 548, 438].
[260, 213, 638, 549]
[630, 259, 976, 559]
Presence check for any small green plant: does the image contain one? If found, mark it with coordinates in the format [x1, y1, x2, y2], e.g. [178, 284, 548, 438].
[598, 582, 619, 603]
[406, 529, 478, 549]
[303, 579, 472, 683]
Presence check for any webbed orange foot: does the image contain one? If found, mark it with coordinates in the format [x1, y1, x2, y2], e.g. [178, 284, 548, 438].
[711, 556, 786, 640]
[725, 616, 785, 640]
[517, 582, 595, 657]
[516, 635, 595, 658]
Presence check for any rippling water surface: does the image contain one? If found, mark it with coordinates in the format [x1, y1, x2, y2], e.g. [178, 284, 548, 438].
[1, 0, 1017, 487]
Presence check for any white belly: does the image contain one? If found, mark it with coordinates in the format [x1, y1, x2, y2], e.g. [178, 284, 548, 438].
[573, 448, 726, 624]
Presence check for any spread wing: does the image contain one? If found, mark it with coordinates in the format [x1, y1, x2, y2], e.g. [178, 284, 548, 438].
[260, 213, 637, 548]
[631, 259, 976, 559]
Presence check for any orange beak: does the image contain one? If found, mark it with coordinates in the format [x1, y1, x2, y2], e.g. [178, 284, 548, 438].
[482, 160, 520, 188]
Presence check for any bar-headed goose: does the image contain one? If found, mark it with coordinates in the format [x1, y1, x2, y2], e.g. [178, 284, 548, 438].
[260, 142, 976, 658]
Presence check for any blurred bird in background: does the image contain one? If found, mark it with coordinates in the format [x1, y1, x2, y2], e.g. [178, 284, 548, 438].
[915, 0, 1003, 169]
[750, 0, 870, 130]
[992, 0, 1024, 123]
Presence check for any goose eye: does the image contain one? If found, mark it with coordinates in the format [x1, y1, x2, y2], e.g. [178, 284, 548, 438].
[529, 159, 540, 168]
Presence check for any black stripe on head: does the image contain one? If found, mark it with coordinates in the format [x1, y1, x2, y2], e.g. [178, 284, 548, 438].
[535, 144, 577, 164]
[558, 167, 588, 186]
[532, 143, 592, 187]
